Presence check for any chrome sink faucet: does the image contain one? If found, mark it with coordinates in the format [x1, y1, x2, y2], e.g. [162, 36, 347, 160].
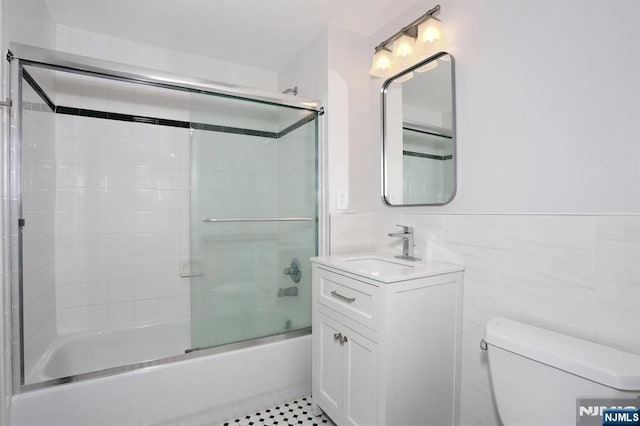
[388, 225, 422, 261]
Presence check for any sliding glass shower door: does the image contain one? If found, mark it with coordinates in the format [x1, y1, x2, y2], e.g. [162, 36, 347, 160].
[189, 93, 318, 350]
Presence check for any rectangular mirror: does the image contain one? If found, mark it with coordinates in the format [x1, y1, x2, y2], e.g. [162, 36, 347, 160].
[382, 52, 456, 206]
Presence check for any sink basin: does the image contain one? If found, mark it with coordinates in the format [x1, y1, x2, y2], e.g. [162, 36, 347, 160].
[311, 253, 464, 283]
[345, 257, 415, 273]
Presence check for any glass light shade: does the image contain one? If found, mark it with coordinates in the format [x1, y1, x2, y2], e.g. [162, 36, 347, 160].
[415, 61, 438, 73]
[392, 34, 416, 66]
[416, 18, 445, 54]
[395, 72, 414, 83]
[370, 49, 396, 78]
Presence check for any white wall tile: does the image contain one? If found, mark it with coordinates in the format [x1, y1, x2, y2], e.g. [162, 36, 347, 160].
[133, 189, 158, 211]
[134, 145, 158, 167]
[157, 276, 185, 298]
[108, 302, 135, 328]
[135, 166, 158, 190]
[133, 211, 158, 233]
[158, 297, 182, 321]
[334, 212, 640, 426]
[106, 257, 135, 281]
[108, 279, 135, 304]
[132, 234, 158, 256]
[158, 212, 181, 233]
[134, 278, 158, 300]
[158, 146, 182, 169]
[58, 305, 109, 333]
[107, 189, 135, 211]
[134, 299, 159, 324]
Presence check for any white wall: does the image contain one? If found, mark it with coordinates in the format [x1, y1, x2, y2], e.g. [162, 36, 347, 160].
[325, 1, 640, 425]
[278, 25, 371, 216]
[365, 0, 640, 215]
[56, 25, 278, 92]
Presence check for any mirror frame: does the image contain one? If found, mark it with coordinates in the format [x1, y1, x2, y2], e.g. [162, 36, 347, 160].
[381, 52, 457, 207]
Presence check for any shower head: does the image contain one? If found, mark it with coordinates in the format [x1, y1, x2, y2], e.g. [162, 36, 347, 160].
[282, 86, 298, 96]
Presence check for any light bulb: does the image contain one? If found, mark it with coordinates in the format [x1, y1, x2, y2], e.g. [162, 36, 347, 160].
[392, 34, 416, 66]
[369, 49, 396, 78]
[416, 18, 445, 54]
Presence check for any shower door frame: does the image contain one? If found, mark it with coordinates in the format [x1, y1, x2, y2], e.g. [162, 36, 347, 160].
[5, 42, 328, 394]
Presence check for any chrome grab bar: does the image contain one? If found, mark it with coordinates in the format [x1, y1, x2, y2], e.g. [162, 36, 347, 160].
[202, 217, 313, 223]
[330, 291, 356, 303]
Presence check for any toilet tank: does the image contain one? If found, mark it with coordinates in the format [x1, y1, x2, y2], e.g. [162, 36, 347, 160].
[485, 318, 640, 426]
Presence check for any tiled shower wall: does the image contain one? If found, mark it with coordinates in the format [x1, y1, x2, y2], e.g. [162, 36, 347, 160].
[275, 122, 318, 325]
[45, 20, 279, 335]
[53, 113, 191, 333]
[189, 115, 318, 346]
[21, 93, 57, 374]
[189, 129, 280, 330]
[330, 212, 640, 426]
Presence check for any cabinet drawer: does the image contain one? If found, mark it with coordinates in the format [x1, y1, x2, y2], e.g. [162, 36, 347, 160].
[316, 267, 380, 330]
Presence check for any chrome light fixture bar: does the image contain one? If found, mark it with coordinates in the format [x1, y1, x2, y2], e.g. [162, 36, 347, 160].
[370, 4, 445, 79]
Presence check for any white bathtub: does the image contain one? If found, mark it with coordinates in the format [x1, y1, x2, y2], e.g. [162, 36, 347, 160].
[13, 310, 311, 426]
[26, 307, 297, 384]
[26, 320, 191, 384]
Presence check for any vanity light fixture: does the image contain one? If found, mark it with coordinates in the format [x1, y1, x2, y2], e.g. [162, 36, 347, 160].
[370, 48, 394, 78]
[416, 17, 444, 53]
[395, 71, 415, 82]
[370, 4, 444, 79]
[415, 61, 438, 73]
[392, 34, 416, 66]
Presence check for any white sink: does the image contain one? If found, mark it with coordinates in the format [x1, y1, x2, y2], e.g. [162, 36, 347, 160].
[311, 254, 463, 283]
[344, 257, 415, 273]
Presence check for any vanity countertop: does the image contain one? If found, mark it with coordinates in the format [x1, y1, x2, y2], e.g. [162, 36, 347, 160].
[310, 253, 464, 284]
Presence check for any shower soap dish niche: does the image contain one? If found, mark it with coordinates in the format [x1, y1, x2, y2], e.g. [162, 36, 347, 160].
[179, 260, 205, 278]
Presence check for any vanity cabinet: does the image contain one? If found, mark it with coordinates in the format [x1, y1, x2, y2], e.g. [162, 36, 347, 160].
[311, 255, 464, 426]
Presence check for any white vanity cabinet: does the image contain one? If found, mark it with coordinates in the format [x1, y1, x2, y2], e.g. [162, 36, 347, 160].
[311, 255, 464, 426]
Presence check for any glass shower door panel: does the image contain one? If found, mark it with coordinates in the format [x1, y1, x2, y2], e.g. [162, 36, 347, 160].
[190, 93, 317, 350]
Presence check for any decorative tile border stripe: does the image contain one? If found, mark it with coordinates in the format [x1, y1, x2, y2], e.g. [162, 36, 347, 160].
[23, 68, 316, 139]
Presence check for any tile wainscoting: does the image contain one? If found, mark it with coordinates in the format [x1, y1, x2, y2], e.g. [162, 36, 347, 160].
[331, 212, 640, 426]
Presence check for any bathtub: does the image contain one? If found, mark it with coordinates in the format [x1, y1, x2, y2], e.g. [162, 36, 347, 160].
[26, 320, 191, 384]
[13, 309, 311, 426]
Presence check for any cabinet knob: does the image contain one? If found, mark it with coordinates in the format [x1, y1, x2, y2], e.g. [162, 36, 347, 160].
[334, 332, 342, 342]
[342, 335, 348, 344]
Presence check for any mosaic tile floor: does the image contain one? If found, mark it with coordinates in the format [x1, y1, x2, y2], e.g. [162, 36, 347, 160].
[219, 396, 334, 426]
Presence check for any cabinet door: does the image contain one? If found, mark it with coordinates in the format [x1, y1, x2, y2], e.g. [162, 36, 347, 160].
[316, 311, 344, 421]
[343, 329, 378, 426]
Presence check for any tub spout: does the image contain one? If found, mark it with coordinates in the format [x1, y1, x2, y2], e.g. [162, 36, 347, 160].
[277, 287, 298, 297]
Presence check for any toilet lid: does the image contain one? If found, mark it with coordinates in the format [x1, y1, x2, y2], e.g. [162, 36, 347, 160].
[485, 317, 640, 391]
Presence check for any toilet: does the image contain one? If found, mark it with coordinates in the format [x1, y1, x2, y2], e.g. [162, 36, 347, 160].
[485, 317, 640, 426]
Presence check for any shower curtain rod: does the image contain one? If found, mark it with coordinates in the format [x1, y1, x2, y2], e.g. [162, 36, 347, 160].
[8, 43, 322, 113]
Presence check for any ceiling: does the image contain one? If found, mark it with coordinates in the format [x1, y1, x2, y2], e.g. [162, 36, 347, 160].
[45, 0, 421, 72]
